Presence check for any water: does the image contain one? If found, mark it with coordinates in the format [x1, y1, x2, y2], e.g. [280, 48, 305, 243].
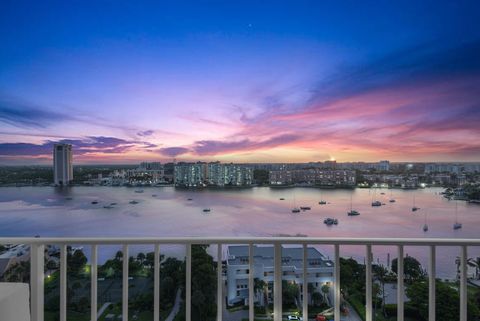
[0, 186, 478, 278]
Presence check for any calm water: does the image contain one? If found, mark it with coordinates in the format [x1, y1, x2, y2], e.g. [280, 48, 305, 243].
[0, 186, 479, 277]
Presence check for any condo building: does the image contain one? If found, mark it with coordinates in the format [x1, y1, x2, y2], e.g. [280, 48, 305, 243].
[226, 245, 334, 306]
[53, 144, 73, 186]
[174, 162, 253, 187]
[269, 169, 356, 186]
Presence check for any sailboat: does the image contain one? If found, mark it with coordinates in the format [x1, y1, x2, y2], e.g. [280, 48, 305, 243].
[423, 211, 428, 232]
[453, 200, 462, 230]
[292, 192, 300, 213]
[389, 189, 396, 203]
[411, 193, 419, 212]
[318, 189, 327, 205]
[348, 193, 360, 216]
[371, 189, 381, 206]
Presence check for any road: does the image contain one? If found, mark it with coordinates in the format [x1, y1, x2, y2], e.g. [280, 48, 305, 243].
[165, 289, 182, 321]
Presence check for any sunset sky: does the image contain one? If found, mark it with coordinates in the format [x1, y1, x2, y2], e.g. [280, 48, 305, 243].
[1, 1, 480, 164]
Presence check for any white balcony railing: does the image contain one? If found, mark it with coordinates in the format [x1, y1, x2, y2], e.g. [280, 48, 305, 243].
[1, 237, 479, 321]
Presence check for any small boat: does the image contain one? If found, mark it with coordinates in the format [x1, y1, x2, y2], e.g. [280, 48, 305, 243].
[187, 198, 193, 201]
[103, 205, 114, 209]
[389, 190, 396, 202]
[129, 200, 139, 204]
[348, 194, 360, 216]
[91, 201, 99, 204]
[423, 211, 429, 232]
[411, 193, 419, 212]
[371, 201, 382, 206]
[318, 200, 327, 205]
[135, 190, 144, 193]
[324, 218, 338, 226]
[453, 201, 462, 230]
[110, 202, 117, 206]
[300, 206, 311, 210]
[292, 208, 301, 213]
[203, 208, 211, 213]
[279, 198, 285, 200]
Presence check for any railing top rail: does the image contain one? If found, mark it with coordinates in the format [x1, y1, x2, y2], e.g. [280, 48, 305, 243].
[0, 236, 479, 246]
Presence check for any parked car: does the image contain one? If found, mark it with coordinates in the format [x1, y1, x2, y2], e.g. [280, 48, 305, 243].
[287, 315, 302, 321]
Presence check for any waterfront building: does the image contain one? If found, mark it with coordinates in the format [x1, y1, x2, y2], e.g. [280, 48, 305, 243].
[378, 160, 390, 171]
[269, 169, 356, 186]
[139, 162, 163, 170]
[174, 162, 253, 187]
[226, 245, 334, 306]
[207, 162, 225, 186]
[425, 163, 480, 174]
[53, 144, 73, 186]
[126, 163, 165, 185]
[174, 163, 206, 187]
[224, 163, 253, 186]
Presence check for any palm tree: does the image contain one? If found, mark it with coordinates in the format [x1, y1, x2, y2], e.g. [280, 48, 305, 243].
[311, 291, 322, 306]
[455, 256, 477, 279]
[321, 284, 330, 306]
[254, 278, 268, 306]
[374, 264, 389, 317]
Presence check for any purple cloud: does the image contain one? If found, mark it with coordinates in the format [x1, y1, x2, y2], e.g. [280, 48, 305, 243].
[137, 130, 155, 137]
[158, 146, 190, 157]
[0, 136, 155, 157]
[0, 99, 75, 128]
[192, 134, 300, 155]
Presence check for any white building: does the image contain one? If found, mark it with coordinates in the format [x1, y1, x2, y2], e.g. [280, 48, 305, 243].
[53, 144, 73, 186]
[226, 245, 334, 306]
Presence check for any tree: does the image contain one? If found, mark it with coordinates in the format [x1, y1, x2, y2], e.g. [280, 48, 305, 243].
[392, 256, 425, 283]
[406, 280, 480, 320]
[253, 169, 270, 185]
[67, 247, 88, 275]
[190, 245, 217, 321]
[282, 281, 299, 306]
[373, 264, 389, 317]
[136, 252, 146, 264]
[455, 256, 478, 280]
[3, 261, 30, 282]
[340, 257, 365, 296]
[254, 278, 268, 306]
[311, 291, 323, 306]
[321, 284, 330, 306]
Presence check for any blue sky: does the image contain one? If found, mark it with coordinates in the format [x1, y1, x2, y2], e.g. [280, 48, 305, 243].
[1, 1, 479, 164]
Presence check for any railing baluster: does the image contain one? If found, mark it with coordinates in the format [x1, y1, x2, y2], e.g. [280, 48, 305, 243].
[217, 244, 223, 321]
[91, 245, 98, 321]
[334, 244, 340, 321]
[60, 244, 67, 321]
[302, 244, 308, 321]
[249, 244, 254, 321]
[460, 245, 467, 321]
[154, 244, 160, 321]
[30, 243, 45, 321]
[122, 244, 129, 321]
[429, 245, 436, 321]
[365, 244, 372, 321]
[186, 244, 192, 321]
[274, 243, 282, 321]
[397, 245, 404, 321]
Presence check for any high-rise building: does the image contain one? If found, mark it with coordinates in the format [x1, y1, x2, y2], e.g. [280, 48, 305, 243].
[53, 144, 73, 186]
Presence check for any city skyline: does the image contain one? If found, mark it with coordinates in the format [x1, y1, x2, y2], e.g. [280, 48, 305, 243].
[1, 1, 480, 164]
